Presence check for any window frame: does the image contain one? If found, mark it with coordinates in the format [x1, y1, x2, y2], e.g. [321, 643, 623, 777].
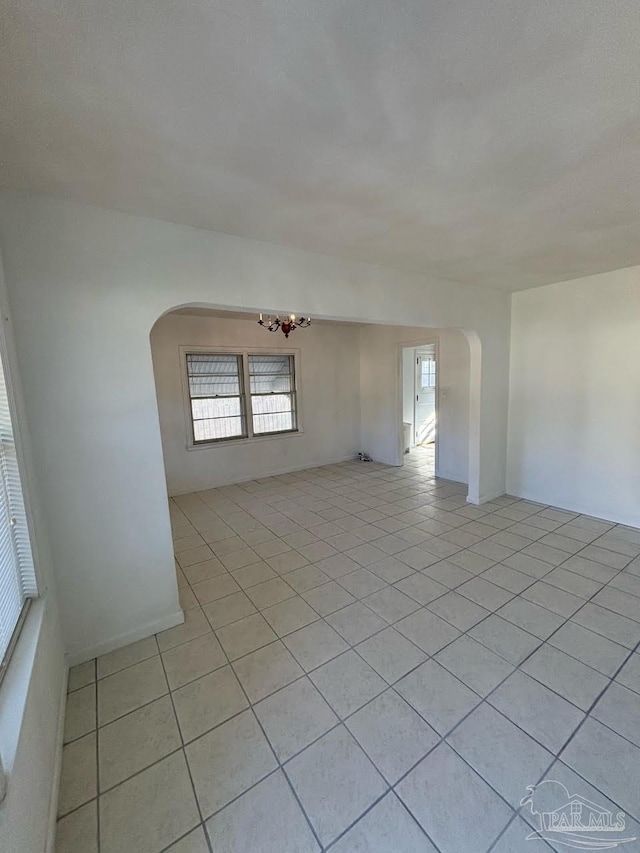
[248, 353, 298, 438]
[185, 352, 248, 445]
[180, 346, 303, 449]
[0, 305, 40, 690]
[419, 355, 436, 391]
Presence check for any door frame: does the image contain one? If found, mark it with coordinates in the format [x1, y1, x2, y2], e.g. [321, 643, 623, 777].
[396, 337, 440, 473]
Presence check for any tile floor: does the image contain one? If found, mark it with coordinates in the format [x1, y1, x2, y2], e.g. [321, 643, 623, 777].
[56, 447, 640, 852]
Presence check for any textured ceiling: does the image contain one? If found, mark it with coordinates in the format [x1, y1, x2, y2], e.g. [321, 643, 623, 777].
[2, 0, 640, 290]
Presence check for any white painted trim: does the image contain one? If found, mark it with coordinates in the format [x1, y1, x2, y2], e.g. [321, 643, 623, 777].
[45, 666, 68, 853]
[168, 453, 358, 496]
[395, 338, 440, 471]
[65, 609, 185, 667]
[466, 490, 506, 506]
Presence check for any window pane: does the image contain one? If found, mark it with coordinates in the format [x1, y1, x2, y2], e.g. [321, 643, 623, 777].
[248, 354, 293, 394]
[251, 394, 293, 415]
[250, 374, 293, 393]
[253, 412, 294, 434]
[194, 417, 244, 441]
[187, 354, 241, 397]
[191, 397, 242, 420]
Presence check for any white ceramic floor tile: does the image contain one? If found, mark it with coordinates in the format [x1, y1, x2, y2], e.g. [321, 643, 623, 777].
[616, 652, 640, 694]
[157, 608, 212, 652]
[232, 640, 304, 702]
[329, 793, 437, 853]
[427, 591, 489, 631]
[362, 586, 421, 623]
[262, 596, 319, 636]
[356, 627, 426, 683]
[99, 751, 199, 853]
[67, 659, 96, 693]
[285, 725, 387, 846]
[397, 743, 513, 853]
[55, 801, 98, 853]
[172, 665, 248, 743]
[337, 568, 387, 598]
[591, 681, 640, 747]
[164, 826, 210, 853]
[63, 683, 96, 743]
[58, 733, 97, 817]
[309, 650, 387, 718]
[254, 677, 338, 761]
[97, 656, 168, 726]
[98, 694, 181, 791]
[395, 607, 460, 654]
[467, 614, 541, 665]
[215, 612, 278, 660]
[572, 603, 640, 648]
[97, 636, 159, 679]
[447, 703, 553, 807]
[521, 644, 609, 710]
[395, 660, 480, 735]
[560, 717, 640, 819]
[548, 620, 628, 676]
[186, 709, 278, 819]
[326, 601, 387, 645]
[161, 632, 227, 690]
[282, 620, 349, 671]
[489, 672, 584, 753]
[205, 771, 320, 852]
[435, 635, 514, 696]
[346, 689, 439, 783]
[201, 590, 257, 628]
[301, 581, 356, 616]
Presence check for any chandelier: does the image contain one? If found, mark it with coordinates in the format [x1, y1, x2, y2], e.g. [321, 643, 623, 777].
[258, 313, 311, 338]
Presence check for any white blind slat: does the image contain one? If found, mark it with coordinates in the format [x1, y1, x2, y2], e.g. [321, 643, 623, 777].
[0, 352, 37, 666]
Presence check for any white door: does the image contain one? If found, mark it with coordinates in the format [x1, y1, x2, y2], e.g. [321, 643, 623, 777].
[415, 353, 436, 444]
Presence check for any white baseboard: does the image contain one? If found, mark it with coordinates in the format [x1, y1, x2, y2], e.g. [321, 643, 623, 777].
[66, 609, 184, 667]
[467, 489, 506, 506]
[45, 666, 68, 853]
[505, 487, 639, 529]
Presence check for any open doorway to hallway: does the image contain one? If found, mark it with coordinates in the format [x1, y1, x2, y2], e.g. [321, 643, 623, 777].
[402, 342, 438, 476]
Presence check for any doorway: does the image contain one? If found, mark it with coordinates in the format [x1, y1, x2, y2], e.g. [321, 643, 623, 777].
[402, 341, 438, 474]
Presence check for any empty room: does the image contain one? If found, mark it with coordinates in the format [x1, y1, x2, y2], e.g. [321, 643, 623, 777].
[0, 1, 639, 852]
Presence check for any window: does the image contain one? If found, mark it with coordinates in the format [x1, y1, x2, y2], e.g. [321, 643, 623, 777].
[186, 353, 247, 442]
[420, 357, 436, 389]
[0, 353, 37, 681]
[185, 351, 299, 444]
[249, 354, 297, 435]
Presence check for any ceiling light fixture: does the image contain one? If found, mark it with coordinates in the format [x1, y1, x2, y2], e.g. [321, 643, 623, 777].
[258, 313, 311, 338]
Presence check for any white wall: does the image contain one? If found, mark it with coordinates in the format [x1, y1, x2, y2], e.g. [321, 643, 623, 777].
[507, 265, 640, 526]
[360, 327, 470, 483]
[151, 313, 361, 494]
[0, 191, 510, 662]
[0, 254, 66, 853]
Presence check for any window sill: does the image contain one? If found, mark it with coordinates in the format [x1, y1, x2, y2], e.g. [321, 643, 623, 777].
[186, 428, 305, 451]
[0, 597, 46, 780]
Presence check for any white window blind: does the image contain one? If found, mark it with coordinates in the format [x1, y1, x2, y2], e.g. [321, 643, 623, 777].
[248, 354, 297, 435]
[0, 354, 37, 672]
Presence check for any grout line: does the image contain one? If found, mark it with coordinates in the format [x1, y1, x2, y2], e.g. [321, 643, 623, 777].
[157, 632, 215, 853]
